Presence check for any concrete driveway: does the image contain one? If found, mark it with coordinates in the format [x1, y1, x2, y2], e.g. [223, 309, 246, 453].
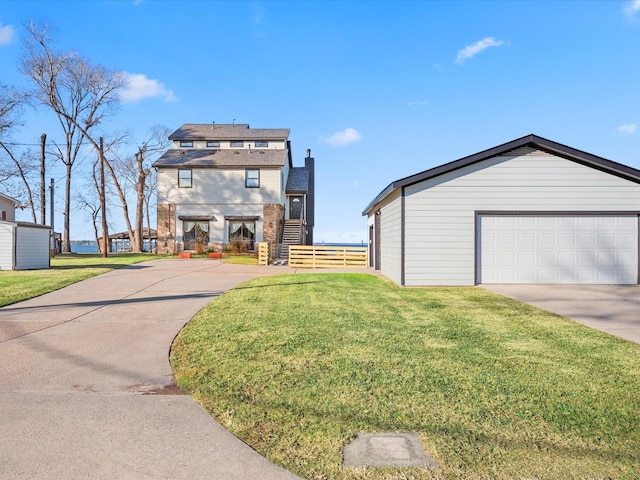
[0, 259, 303, 480]
[483, 284, 640, 344]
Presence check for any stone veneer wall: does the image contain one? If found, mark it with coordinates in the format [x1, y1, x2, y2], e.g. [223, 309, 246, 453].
[263, 204, 284, 245]
[157, 203, 176, 254]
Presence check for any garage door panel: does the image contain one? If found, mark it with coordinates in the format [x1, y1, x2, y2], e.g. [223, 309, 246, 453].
[480, 215, 638, 284]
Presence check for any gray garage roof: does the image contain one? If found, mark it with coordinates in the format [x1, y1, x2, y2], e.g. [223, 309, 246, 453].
[363, 134, 640, 215]
[286, 167, 309, 193]
[168, 124, 290, 141]
[152, 148, 289, 168]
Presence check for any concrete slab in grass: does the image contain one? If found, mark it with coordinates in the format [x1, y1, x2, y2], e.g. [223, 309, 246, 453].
[343, 432, 439, 468]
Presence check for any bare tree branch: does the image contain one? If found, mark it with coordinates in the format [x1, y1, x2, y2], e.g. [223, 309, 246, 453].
[20, 21, 126, 251]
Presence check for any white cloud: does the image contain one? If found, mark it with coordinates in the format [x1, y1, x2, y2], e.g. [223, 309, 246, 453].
[120, 72, 177, 103]
[324, 128, 362, 146]
[624, 0, 640, 18]
[619, 123, 637, 135]
[455, 37, 505, 65]
[0, 23, 15, 46]
[408, 100, 429, 107]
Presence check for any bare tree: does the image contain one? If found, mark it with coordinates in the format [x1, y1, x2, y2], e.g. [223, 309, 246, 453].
[0, 84, 39, 220]
[75, 161, 102, 250]
[20, 22, 127, 251]
[104, 126, 169, 252]
[132, 126, 169, 251]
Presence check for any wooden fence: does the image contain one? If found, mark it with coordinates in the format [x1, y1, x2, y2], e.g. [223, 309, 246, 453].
[288, 245, 368, 268]
[257, 242, 273, 265]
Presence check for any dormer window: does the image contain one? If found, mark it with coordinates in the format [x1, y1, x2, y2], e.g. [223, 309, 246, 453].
[207, 141, 220, 147]
[230, 141, 244, 148]
[180, 141, 193, 147]
[255, 141, 268, 147]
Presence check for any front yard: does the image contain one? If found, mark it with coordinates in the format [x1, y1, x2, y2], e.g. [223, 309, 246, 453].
[0, 253, 156, 307]
[171, 273, 640, 480]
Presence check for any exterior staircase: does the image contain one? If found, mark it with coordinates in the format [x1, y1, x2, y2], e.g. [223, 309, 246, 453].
[279, 219, 303, 259]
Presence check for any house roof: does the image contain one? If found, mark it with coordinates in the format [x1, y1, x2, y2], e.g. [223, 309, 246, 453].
[0, 192, 19, 205]
[362, 134, 640, 215]
[168, 124, 290, 141]
[286, 167, 309, 193]
[152, 148, 289, 168]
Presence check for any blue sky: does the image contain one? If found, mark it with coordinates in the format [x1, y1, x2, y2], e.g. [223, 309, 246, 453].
[1, 0, 640, 243]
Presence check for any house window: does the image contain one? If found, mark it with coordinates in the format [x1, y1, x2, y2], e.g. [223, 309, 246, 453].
[229, 221, 255, 250]
[245, 169, 260, 188]
[178, 169, 192, 188]
[255, 141, 268, 147]
[230, 141, 244, 147]
[183, 220, 209, 251]
[207, 141, 220, 147]
[180, 141, 193, 147]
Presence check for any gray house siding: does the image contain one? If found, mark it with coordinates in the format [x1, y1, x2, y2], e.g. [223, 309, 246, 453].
[378, 189, 403, 286]
[402, 150, 640, 286]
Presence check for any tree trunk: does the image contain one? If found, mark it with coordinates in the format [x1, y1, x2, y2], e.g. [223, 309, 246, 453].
[134, 150, 147, 252]
[63, 158, 72, 253]
[40, 133, 46, 225]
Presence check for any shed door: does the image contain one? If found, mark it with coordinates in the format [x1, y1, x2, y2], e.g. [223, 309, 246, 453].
[478, 215, 638, 284]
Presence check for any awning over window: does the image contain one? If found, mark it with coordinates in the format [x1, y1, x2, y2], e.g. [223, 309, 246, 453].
[178, 215, 216, 221]
[224, 216, 260, 221]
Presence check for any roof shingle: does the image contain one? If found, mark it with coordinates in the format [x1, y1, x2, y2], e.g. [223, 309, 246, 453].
[168, 124, 290, 141]
[152, 148, 288, 168]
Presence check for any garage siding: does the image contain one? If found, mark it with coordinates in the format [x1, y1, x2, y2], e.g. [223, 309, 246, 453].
[403, 150, 640, 286]
[378, 189, 403, 285]
[15, 226, 51, 270]
[0, 222, 14, 270]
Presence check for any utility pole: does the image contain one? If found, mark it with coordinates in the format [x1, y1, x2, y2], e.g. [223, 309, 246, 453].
[50, 178, 55, 254]
[99, 137, 108, 258]
[40, 134, 46, 225]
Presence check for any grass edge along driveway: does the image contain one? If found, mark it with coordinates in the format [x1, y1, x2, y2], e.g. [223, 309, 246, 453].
[171, 273, 640, 480]
[0, 253, 157, 307]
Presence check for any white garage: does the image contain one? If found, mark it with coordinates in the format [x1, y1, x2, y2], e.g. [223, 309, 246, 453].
[478, 215, 638, 284]
[364, 134, 640, 286]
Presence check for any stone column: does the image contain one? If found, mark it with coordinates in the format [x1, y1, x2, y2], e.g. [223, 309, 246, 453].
[157, 203, 176, 254]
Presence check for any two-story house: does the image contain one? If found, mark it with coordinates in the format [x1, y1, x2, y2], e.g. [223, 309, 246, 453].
[153, 123, 314, 255]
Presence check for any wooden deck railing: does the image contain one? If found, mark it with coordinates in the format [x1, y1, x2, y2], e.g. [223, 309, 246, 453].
[288, 245, 368, 268]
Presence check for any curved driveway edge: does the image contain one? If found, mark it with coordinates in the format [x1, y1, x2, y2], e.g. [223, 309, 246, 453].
[0, 259, 312, 479]
[483, 284, 640, 345]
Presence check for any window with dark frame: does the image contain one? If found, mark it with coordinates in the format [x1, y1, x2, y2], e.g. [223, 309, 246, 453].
[230, 141, 244, 147]
[245, 169, 260, 188]
[180, 141, 194, 147]
[178, 169, 192, 188]
[207, 141, 220, 147]
[255, 141, 268, 147]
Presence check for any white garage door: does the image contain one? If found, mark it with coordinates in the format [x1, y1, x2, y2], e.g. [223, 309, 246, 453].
[479, 215, 638, 284]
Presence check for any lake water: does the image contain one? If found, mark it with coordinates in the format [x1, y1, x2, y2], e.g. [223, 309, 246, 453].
[71, 244, 98, 253]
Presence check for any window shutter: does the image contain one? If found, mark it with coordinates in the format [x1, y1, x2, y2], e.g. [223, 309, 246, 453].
[1, 210, 5, 221]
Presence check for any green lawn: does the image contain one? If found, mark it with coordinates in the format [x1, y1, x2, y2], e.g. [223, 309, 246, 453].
[171, 273, 640, 480]
[0, 253, 157, 307]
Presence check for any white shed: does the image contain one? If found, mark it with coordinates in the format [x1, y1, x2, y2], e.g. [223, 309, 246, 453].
[0, 222, 52, 271]
[363, 134, 640, 286]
